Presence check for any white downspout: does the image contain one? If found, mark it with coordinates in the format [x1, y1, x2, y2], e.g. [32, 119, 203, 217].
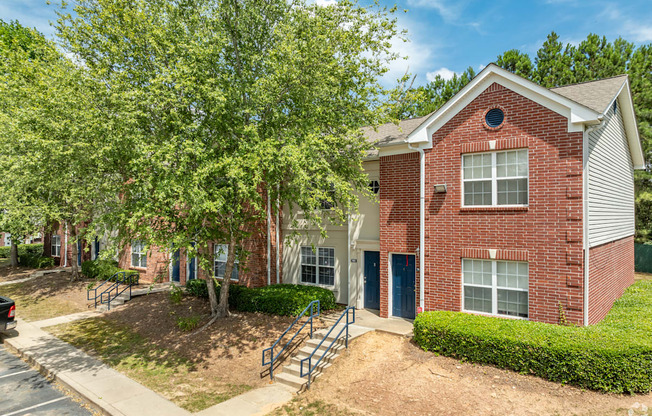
[276, 185, 280, 284]
[408, 142, 425, 313]
[347, 214, 351, 307]
[583, 119, 605, 326]
[267, 188, 271, 286]
[63, 223, 68, 267]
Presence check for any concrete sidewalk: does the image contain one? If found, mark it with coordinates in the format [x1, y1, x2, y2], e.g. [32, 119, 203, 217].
[0, 266, 70, 287]
[1, 317, 297, 416]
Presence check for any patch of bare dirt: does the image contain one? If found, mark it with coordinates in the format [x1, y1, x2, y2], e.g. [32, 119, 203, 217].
[0, 266, 36, 282]
[103, 292, 329, 389]
[285, 331, 651, 416]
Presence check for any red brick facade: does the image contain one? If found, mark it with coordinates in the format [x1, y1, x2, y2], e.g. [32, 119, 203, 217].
[43, 222, 92, 267]
[588, 235, 634, 324]
[380, 83, 587, 324]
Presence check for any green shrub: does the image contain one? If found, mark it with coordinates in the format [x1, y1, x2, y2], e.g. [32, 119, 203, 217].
[185, 278, 220, 298]
[176, 315, 202, 331]
[81, 259, 122, 280]
[0, 246, 9, 258]
[0, 243, 43, 259]
[169, 284, 183, 304]
[185, 280, 336, 316]
[413, 280, 652, 394]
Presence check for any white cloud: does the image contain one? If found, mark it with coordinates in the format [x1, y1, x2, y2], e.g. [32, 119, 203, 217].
[600, 6, 652, 42]
[624, 22, 652, 42]
[426, 67, 457, 82]
[406, 0, 461, 21]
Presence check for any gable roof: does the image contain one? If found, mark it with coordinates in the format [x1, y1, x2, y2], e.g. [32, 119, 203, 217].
[365, 63, 643, 169]
[551, 75, 628, 114]
[362, 114, 432, 148]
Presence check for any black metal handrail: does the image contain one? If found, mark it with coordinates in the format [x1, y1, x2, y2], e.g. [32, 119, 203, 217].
[300, 306, 355, 389]
[262, 299, 320, 380]
[87, 271, 139, 309]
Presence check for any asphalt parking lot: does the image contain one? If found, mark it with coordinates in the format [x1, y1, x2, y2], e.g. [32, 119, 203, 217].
[0, 345, 92, 416]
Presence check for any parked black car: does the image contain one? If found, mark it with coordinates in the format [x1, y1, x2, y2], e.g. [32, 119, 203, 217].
[0, 296, 16, 332]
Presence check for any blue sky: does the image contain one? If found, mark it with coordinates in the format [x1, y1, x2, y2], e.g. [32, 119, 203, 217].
[2, 0, 652, 87]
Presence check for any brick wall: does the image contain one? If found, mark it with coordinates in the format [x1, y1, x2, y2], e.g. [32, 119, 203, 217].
[588, 235, 634, 324]
[380, 82, 586, 324]
[379, 152, 420, 318]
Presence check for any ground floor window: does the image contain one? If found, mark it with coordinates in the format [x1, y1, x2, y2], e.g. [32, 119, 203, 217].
[462, 258, 529, 318]
[301, 246, 335, 286]
[131, 240, 147, 268]
[214, 244, 238, 280]
[51, 234, 61, 257]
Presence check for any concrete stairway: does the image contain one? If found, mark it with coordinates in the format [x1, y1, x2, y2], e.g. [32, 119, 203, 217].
[274, 323, 371, 390]
[93, 282, 175, 312]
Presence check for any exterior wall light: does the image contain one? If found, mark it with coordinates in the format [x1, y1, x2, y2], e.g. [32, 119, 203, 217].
[433, 184, 447, 193]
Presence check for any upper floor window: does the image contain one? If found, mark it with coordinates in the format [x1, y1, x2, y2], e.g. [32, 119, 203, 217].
[131, 240, 147, 268]
[214, 244, 238, 280]
[368, 180, 380, 194]
[301, 246, 335, 286]
[51, 234, 61, 257]
[462, 149, 528, 207]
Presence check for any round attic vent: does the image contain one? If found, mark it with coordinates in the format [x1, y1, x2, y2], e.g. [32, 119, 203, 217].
[485, 108, 504, 128]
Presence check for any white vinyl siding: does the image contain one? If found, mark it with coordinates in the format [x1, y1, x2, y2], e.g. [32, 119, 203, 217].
[588, 102, 635, 247]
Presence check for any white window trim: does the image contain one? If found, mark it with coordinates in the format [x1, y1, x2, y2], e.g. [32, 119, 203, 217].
[461, 149, 529, 208]
[214, 244, 239, 281]
[300, 246, 336, 288]
[51, 234, 61, 257]
[130, 240, 147, 268]
[461, 258, 529, 320]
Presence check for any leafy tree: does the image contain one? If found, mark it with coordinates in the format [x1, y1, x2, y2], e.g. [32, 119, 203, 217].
[56, 0, 398, 319]
[532, 31, 575, 87]
[495, 49, 532, 79]
[0, 20, 123, 279]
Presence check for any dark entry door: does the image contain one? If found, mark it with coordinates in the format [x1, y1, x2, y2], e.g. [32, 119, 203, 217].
[93, 237, 100, 260]
[187, 242, 196, 280]
[171, 249, 180, 282]
[364, 251, 380, 310]
[77, 240, 82, 266]
[392, 254, 415, 319]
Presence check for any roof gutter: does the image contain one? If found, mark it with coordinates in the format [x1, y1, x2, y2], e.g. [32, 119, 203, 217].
[407, 142, 425, 314]
[583, 117, 605, 326]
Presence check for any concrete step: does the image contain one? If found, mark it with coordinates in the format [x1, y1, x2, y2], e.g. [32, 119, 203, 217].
[304, 337, 346, 353]
[282, 361, 331, 378]
[291, 349, 340, 367]
[274, 371, 320, 390]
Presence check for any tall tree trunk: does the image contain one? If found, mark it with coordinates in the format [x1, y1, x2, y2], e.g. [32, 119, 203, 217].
[69, 223, 80, 281]
[9, 241, 18, 267]
[215, 236, 237, 318]
[206, 249, 220, 317]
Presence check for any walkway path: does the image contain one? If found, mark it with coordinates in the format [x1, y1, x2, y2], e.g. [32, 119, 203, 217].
[0, 267, 70, 287]
[1, 307, 413, 416]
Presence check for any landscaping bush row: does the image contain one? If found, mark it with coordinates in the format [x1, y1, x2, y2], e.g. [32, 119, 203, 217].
[185, 279, 337, 316]
[81, 259, 135, 281]
[0, 243, 44, 259]
[413, 280, 652, 394]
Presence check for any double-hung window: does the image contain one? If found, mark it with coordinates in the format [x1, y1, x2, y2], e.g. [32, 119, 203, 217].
[462, 259, 529, 318]
[214, 244, 238, 280]
[462, 149, 528, 206]
[131, 240, 147, 268]
[301, 246, 335, 286]
[51, 234, 61, 257]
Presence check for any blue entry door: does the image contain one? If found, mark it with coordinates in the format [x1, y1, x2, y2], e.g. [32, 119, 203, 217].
[364, 251, 381, 310]
[187, 242, 196, 280]
[93, 237, 100, 260]
[171, 249, 180, 282]
[77, 240, 82, 266]
[392, 254, 416, 319]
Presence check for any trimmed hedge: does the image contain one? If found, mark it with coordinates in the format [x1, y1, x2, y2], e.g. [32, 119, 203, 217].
[81, 259, 135, 281]
[413, 280, 652, 394]
[0, 243, 44, 259]
[20, 256, 54, 268]
[185, 280, 337, 316]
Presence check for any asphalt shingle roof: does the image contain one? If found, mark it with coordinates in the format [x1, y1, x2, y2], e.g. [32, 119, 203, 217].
[550, 75, 628, 114]
[362, 113, 432, 148]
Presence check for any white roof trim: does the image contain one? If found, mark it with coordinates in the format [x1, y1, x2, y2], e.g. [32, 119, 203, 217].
[615, 79, 645, 169]
[407, 63, 601, 148]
